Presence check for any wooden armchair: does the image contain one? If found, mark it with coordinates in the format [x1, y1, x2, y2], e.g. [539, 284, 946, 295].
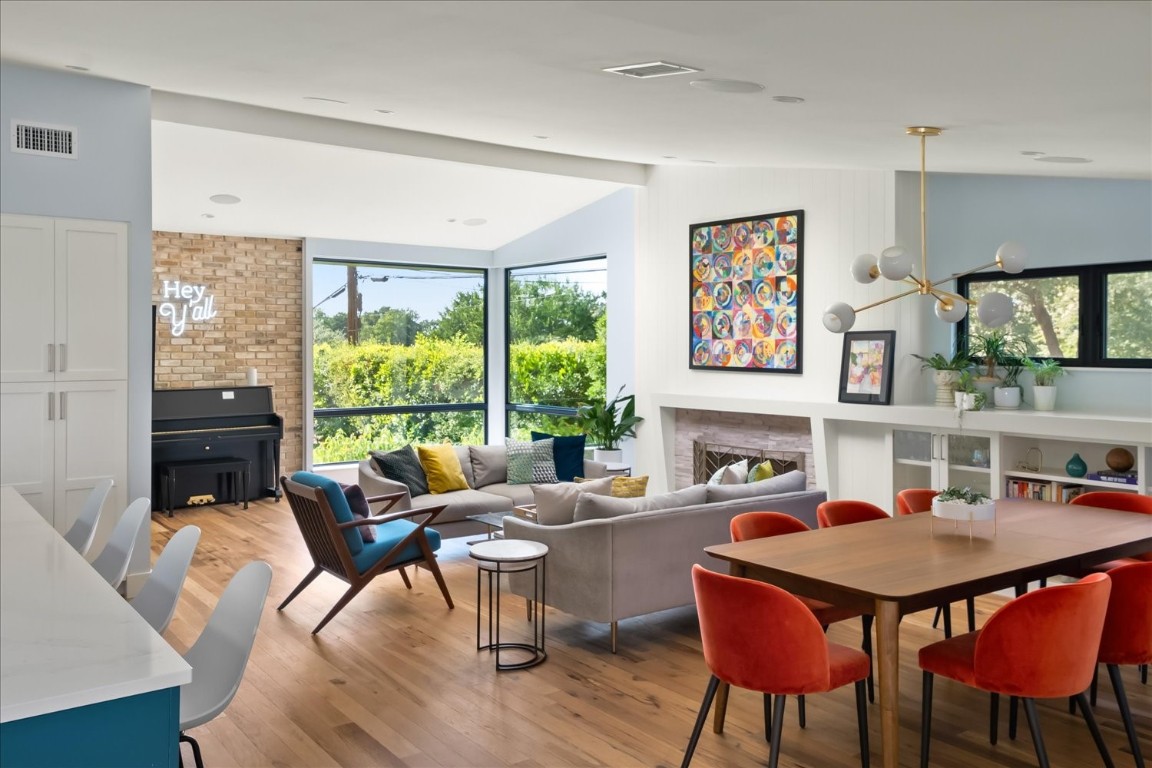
[279, 472, 454, 634]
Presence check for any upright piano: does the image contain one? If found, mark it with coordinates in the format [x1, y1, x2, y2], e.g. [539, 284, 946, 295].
[151, 386, 284, 512]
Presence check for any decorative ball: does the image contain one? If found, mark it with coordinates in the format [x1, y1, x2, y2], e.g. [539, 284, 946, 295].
[1106, 447, 1135, 473]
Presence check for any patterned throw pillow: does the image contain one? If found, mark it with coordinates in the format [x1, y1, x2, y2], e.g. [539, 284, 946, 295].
[369, 445, 429, 497]
[747, 460, 776, 483]
[610, 475, 649, 498]
[506, 438, 558, 484]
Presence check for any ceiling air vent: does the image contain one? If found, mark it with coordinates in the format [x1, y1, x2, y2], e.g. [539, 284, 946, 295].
[602, 61, 701, 79]
[10, 120, 77, 159]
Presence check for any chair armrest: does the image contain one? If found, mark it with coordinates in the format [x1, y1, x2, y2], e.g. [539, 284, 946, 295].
[364, 491, 405, 513]
[336, 504, 448, 529]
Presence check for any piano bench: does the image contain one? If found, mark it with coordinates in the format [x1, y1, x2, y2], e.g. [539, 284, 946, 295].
[159, 457, 252, 517]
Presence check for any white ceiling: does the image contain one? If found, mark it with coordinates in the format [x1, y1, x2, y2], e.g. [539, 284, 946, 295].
[2, 0, 1150, 249]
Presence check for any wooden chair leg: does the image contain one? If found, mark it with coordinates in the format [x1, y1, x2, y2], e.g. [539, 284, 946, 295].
[681, 675, 719, 768]
[1075, 691, 1115, 768]
[312, 580, 370, 634]
[1021, 698, 1050, 768]
[767, 694, 786, 768]
[416, 534, 454, 609]
[712, 681, 729, 734]
[277, 566, 322, 610]
[855, 679, 870, 768]
[398, 567, 412, 589]
[920, 672, 934, 768]
[1107, 664, 1145, 768]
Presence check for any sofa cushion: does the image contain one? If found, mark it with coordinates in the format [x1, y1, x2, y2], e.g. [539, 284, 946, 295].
[573, 485, 708, 522]
[339, 482, 376, 543]
[408, 487, 511, 522]
[472, 482, 535, 507]
[369, 445, 429, 497]
[506, 438, 557, 484]
[351, 520, 441, 575]
[291, 471, 364, 554]
[417, 443, 470, 494]
[532, 476, 615, 526]
[706, 469, 807, 502]
[453, 445, 475, 488]
[611, 475, 649, 498]
[531, 431, 586, 482]
[469, 444, 506, 487]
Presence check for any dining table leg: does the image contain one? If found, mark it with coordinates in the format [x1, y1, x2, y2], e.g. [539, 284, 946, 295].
[875, 599, 902, 768]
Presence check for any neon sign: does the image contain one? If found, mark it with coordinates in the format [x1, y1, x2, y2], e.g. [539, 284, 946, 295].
[158, 280, 218, 336]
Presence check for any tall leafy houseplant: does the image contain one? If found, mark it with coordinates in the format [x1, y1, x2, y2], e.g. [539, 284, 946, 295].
[1024, 358, 1066, 411]
[576, 386, 644, 454]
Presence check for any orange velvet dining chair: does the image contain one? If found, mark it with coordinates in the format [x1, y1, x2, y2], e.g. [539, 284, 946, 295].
[895, 489, 977, 638]
[817, 499, 889, 529]
[918, 573, 1114, 768]
[681, 565, 871, 768]
[1070, 491, 1152, 569]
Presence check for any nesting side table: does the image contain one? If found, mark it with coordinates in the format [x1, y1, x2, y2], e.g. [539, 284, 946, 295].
[469, 539, 548, 671]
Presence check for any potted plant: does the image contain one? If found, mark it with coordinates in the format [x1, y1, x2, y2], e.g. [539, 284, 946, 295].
[992, 355, 1025, 410]
[1024, 358, 1066, 411]
[576, 386, 644, 463]
[932, 486, 996, 537]
[911, 350, 973, 407]
[954, 370, 986, 411]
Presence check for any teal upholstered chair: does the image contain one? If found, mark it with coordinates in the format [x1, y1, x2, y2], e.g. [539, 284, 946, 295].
[279, 472, 453, 633]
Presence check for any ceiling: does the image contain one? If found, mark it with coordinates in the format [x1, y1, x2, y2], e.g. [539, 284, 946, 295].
[2, 0, 1149, 249]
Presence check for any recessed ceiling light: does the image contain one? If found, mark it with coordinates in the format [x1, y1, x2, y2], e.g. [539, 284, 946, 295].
[690, 79, 765, 94]
[771, 95, 805, 104]
[64, 65, 89, 72]
[462, 218, 487, 227]
[200, 213, 215, 219]
[303, 96, 347, 104]
[209, 194, 241, 205]
[375, 109, 394, 114]
[1020, 150, 1045, 156]
[1034, 156, 1092, 164]
[603, 61, 701, 79]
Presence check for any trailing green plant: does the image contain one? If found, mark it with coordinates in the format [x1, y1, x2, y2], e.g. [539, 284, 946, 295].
[576, 385, 644, 450]
[1024, 357, 1066, 387]
[911, 349, 973, 372]
[971, 329, 1028, 380]
[936, 486, 992, 504]
[956, 370, 979, 393]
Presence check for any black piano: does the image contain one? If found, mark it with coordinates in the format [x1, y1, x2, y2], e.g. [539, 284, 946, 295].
[152, 385, 284, 512]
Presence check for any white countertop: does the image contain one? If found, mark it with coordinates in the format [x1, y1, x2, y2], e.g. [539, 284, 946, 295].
[0, 486, 191, 723]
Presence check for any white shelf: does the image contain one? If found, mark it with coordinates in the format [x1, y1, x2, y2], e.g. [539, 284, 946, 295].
[949, 464, 991, 475]
[1003, 467, 1140, 492]
[894, 458, 931, 468]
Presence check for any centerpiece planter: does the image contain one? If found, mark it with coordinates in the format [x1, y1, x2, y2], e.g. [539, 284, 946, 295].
[931, 487, 997, 539]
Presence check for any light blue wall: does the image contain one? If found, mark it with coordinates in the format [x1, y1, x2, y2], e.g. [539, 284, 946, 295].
[920, 172, 1152, 416]
[0, 63, 154, 573]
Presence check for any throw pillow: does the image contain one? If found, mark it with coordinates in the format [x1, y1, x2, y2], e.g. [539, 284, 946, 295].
[531, 431, 586, 483]
[417, 444, 470, 494]
[707, 459, 748, 485]
[339, 482, 376, 543]
[532, 475, 615, 525]
[747, 460, 776, 483]
[369, 445, 429, 497]
[506, 438, 558, 485]
[469, 444, 507, 487]
[705, 469, 807, 503]
[570, 485, 706, 522]
[610, 475, 649, 498]
[720, 460, 749, 485]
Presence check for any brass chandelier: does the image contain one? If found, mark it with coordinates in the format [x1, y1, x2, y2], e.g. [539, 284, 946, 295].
[822, 126, 1024, 333]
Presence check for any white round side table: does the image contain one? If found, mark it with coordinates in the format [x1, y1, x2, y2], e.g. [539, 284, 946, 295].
[469, 538, 548, 670]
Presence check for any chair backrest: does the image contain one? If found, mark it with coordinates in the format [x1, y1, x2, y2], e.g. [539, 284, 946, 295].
[90, 497, 152, 588]
[730, 510, 811, 542]
[896, 488, 938, 516]
[1070, 491, 1152, 514]
[973, 573, 1111, 697]
[817, 499, 889, 528]
[1097, 561, 1152, 666]
[691, 565, 830, 694]
[131, 525, 201, 634]
[280, 475, 358, 580]
[63, 478, 114, 557]
[180, 561, 273, 731]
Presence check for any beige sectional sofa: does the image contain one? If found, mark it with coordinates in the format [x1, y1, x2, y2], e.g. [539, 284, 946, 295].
[357, 444, 608, 538]
[502, 470, 824, 651]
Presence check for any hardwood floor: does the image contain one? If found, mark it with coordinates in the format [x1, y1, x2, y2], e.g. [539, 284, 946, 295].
[154, 498, 1149, 767]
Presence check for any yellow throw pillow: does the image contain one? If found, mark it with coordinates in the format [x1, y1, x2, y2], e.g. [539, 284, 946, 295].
[417, 444, 470, 494]
[611, 475, 649, 498]
[747, 461, 776, 483]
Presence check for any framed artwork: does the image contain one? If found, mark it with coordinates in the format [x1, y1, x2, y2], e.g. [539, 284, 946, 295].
[838, 330, 895, 405]
[689, 210, 803, 373]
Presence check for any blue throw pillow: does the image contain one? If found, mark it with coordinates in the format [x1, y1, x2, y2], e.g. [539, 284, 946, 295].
[531, 431, 586, 483]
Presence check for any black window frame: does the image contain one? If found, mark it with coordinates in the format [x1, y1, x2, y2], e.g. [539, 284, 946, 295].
[957, 259, 1151, 369]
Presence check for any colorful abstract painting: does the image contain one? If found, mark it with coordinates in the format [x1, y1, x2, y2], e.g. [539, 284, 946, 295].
[689, 210, 804, 373]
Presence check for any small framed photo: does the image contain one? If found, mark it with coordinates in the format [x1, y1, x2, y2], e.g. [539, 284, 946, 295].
[838, 330, 895, 405]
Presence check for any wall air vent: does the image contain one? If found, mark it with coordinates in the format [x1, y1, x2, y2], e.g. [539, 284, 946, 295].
[602, 61, 701, 79]
[10, 120, 77, 158]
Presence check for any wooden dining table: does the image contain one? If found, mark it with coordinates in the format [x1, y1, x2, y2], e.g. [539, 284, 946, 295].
[703, 498, 1152, 768]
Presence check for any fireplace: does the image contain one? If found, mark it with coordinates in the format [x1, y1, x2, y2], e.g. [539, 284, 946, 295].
[672, 408, 814, 489]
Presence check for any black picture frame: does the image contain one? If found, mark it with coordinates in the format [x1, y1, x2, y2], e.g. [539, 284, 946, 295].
[838, 330, 895, 405]
[689, 209, 803, 373]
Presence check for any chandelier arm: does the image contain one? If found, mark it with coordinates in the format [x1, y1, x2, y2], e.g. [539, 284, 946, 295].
[931, 260, 1003, 285]
[928, 288, 974, 306]
[919, 132, 929, 293]
[851, 285, 924, 314]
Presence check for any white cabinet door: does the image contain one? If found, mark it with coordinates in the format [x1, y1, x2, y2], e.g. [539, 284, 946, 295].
[54, 220, 128, 382]
[893, 429, 994, 498]
[0, 215, 55, 383]
[0, 383, 56, 523]
[54, 381, 127, 537]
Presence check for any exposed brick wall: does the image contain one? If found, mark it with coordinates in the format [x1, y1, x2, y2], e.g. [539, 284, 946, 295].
[152, 232, 304, 475]
[672, 409, 814, 489]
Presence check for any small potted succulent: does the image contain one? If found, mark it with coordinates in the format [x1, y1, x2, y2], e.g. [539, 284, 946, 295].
[1024, 358, 1066, 411]
[932, 486, 996, 531]
[911, 350, 973, 407]
[954, 370, 986, 411]
[992, 355, 1026, 410]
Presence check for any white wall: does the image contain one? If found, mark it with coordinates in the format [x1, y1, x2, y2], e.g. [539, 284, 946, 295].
[0, 63, 153, 577]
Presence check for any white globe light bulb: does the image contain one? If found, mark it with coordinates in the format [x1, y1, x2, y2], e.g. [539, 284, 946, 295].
[850, 253, 879, 284]
[934, 298, 968, 324]
[995, 241, 1027, 274]
[822, 302, 856, 333]
[977, 292, 1015, 327]
[878, 246, 914, 281]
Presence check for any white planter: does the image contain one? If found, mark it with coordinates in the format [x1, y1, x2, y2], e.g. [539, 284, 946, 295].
[993, 386, 1021, 409]
[954, 391, 982, 411]
[1033, 385, 1057, 411]
[932, 370, 960, 407]
[932, 498, 997, 522]
[593, 448, 623, 464]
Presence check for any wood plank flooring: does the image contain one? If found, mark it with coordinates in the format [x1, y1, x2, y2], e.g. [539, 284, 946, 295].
[154, 499, 1148, 767]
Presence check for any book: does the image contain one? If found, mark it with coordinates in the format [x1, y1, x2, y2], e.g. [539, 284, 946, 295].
[1085, 471, 1138, 485]
[1061, 485, 1085, 503]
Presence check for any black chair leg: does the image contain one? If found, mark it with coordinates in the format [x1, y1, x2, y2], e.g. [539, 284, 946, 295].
[1009, 695, 1019, 740]
[1075, 691, 1115, 768]
[989, 692, 999, 745]
[681, 675, 719, 768]
[763, 693, 772, 742]
[798, 694, 806, 728]
[942, 604, 953, 639]
[855, 679, 870, 768]
[1106, 666, 1142, 768]
[931, 604, 942, 629]
[767, 694, 786, 768]
[179, 733, 204, 768]
[861, 614, 875, 703]
[1142, 663, 1148, 684]
[1021, 698, 1050, 768]
[1090, 664, 1099, 706]
[920, 672, 934, 768]
[965, 596, 976, 633]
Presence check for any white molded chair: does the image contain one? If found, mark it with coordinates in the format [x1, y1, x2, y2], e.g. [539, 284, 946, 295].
[90, 497, 152, 588]
[63, 478, 114, 557]
[130, 525, 201, 634]
[179, 561, 272, 768]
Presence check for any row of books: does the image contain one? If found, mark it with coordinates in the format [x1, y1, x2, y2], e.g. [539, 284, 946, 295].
[1004, 480, 1091, 503]
[1085, 470, 1138, 485]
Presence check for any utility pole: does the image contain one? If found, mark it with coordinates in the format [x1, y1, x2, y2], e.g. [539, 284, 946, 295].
[346, 265, 360, 344]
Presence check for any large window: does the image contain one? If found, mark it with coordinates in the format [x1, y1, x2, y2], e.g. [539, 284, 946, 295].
[506, 258, 607, 439]
[312, 260, 487, 463]
[959, 260, 1151, 367]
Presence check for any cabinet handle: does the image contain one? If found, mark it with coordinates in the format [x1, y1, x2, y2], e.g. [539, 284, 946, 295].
[47, 392, 54, 421]
[59, 392, 66, 420]
[58, 344, 66, 373]
[47, 344, 54, 373]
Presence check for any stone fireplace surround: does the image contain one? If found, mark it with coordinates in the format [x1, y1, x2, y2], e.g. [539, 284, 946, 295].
[672, 408, 814, 490]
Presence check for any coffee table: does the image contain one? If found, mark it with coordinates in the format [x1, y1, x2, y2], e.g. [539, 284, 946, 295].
[466, 511, 510, 540]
